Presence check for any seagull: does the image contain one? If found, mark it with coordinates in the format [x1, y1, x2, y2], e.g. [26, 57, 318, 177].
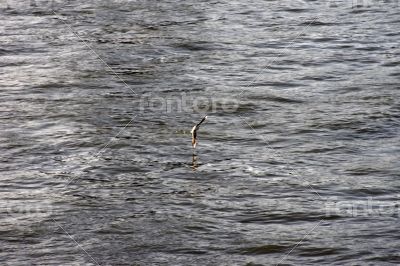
[191, 115, 207, 148]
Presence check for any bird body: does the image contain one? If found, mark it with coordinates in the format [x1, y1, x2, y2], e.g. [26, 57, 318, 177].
[191, 115, 207, 148]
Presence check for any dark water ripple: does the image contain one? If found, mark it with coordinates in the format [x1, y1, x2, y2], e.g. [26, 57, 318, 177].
[1, 0, 400, 265]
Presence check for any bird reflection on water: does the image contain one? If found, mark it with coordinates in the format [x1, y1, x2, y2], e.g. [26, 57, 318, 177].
[191, 153, 198, 171]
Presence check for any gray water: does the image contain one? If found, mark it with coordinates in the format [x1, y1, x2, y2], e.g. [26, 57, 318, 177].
[1, 0, 400, 265]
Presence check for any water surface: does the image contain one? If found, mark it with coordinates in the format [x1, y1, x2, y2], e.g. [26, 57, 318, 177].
[1, 0, 400, 265]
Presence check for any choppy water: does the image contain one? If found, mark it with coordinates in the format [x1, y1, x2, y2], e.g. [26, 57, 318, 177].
[1, 0, 400, 265]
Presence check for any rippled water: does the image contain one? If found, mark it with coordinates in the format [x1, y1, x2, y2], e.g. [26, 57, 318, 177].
[1, 0, 400, 265]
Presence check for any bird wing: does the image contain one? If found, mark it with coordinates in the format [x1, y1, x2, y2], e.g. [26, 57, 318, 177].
[196, 115, 207, 128]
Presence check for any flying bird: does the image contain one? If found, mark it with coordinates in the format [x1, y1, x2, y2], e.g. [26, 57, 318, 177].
[191, 115, 207, 148]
